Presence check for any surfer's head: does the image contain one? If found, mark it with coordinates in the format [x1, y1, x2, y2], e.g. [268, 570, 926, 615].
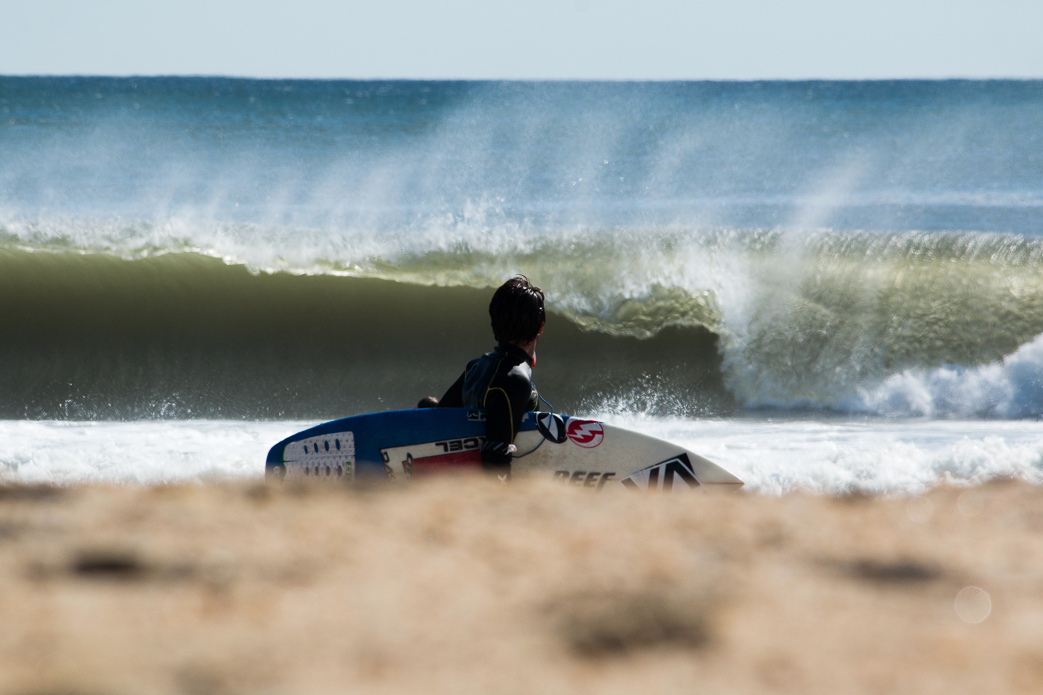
[490, 275, 545, 345]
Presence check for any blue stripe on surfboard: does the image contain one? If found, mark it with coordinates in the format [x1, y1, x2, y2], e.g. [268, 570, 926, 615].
[265, 408, 541, 475]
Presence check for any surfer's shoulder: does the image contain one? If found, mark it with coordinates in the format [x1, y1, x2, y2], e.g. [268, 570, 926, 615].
[505, 360, 533, 385]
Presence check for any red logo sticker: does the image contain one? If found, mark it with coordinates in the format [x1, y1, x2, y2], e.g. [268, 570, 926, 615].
[566, 419, 604, 448]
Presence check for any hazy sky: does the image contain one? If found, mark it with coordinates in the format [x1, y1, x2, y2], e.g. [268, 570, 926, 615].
[2, 0, 1041, 80]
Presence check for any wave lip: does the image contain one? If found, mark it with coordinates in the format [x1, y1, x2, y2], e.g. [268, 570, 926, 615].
[859, 332, 1043, 419]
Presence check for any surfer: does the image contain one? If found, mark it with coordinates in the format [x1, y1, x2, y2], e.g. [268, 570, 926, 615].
[432, 276, 544, 479]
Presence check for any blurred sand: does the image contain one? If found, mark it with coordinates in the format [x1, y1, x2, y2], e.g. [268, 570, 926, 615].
[1, 476, 1041, 695]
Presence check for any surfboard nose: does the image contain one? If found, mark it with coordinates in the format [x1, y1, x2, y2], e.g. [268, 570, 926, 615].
[687, 451, 744, 487]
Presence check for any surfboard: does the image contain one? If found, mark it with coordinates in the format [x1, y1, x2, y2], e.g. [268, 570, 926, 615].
[266, 408, 743, 493]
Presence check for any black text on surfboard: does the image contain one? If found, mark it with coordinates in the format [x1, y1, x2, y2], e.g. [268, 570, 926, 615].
[553, 470, 616, 490]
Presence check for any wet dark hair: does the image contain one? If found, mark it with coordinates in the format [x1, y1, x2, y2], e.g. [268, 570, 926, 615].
[489, 275, 545, 344]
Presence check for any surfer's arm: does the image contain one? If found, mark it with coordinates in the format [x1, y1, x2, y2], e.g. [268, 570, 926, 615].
[480, 367, 533, 470]
[480, 386, 517, 469]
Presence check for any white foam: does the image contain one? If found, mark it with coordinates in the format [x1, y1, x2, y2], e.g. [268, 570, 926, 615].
[2, 417, 1041, 494]
[0, 421, 307, 485]
[598, 414, 1043, 495]
[858, 332, 1043, 418]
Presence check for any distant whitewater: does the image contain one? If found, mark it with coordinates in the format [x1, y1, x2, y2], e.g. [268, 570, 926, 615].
[2, 77, 1042, 490]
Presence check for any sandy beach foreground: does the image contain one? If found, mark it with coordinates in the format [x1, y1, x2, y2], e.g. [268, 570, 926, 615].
[0, 477, 1040, 695]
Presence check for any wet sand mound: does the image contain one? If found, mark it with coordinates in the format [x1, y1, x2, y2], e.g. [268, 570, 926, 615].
[0, 477, 1040, 694]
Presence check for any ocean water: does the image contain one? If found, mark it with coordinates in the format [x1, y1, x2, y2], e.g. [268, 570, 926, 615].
[2, 77, 1042, 493]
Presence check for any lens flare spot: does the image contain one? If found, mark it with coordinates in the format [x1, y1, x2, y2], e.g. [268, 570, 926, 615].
[955, 587, 991, 623]
[958, 489, 985, 516]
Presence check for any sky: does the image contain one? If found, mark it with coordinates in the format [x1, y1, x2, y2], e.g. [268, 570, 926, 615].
[1, 0, 1041, 80]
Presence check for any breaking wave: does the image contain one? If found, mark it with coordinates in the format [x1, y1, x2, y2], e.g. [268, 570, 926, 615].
[4, 218, 1043, 420]
[858, 332, 1043, 418]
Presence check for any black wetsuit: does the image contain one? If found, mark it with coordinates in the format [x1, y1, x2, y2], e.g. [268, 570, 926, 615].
[437, 342, 539, 476]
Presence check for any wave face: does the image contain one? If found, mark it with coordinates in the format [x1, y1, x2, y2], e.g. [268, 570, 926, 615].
[2, 78, 1043, 420]
[0, 244, 728, 419]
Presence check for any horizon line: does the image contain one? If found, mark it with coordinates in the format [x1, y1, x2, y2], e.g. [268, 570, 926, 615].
[4, 73, 1043, 83]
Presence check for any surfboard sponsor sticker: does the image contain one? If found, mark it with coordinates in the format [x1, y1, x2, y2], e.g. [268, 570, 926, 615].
[620, 453, 700, 492]
[380, 437, 484, 479]
[536, 412, 568, 443]
[566, 419, 604, 448]
[553, 470, 616, 490]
